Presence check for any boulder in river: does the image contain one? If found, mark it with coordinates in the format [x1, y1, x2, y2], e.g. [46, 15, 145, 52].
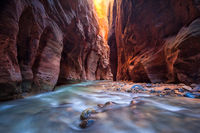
[80, 108, 96, 120]
[79, 119, 96, 129]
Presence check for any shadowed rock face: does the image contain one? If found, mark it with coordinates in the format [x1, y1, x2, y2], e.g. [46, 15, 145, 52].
[0, 0, 112, 101]
[108, 0, 200, 84]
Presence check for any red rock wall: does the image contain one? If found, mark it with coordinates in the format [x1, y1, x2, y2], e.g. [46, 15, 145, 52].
[0, 0, 112, 101]
[109, 0, 200, 84]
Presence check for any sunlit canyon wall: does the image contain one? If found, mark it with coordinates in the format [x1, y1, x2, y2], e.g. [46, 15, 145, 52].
[0, 0, 112, 101]
[108, 0, 200, 84]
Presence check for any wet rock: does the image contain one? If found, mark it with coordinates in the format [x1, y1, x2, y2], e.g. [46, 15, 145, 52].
[156, 91, 162, 94]
[164, 91, 171, 96]
[104, 101, 114, 107]
[184, 92, 200, 99]
[170, 90, 175, 94]
[131, 85, 146, 91]
[182, 86, 192, 91]
[130, 100, 136, 106]
[97, 104, 104, 108]
[97, 101, 116, 109]
[116, 88, 121, 91]
[79, 119, 95, 129]
[178, 88, 185, 93]
[150, 90, 157, 93]
[164, 88, 171, 91]
[80, 108, 96, 120]
[146, 83, 152, 88]
[184, 92, 196, 98]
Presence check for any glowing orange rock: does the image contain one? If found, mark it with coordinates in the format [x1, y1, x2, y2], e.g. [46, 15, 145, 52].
[94, 0, 113, 41]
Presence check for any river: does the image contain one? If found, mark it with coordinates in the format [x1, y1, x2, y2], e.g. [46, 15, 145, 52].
[0, 81, 200, 133]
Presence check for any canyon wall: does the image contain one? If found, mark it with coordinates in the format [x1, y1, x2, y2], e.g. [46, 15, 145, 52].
[109, 0, 200, 84]
[0, 0, 112, 101]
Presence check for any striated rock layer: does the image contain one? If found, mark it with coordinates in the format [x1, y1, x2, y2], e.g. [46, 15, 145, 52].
[0, 0, 112, 101]
[108, 0, 200, 84]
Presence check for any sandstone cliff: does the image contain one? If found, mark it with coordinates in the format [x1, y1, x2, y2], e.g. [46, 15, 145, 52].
[0, 0, 112, 101]
[109, 0, 200, 84]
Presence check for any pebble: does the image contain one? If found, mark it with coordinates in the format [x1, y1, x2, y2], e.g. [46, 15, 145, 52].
[178, 88, 185, 93]
[150, 90, 156, 93]
[97, 104, 104, 108]
[104, 101, 114, 106]
[170, 90, 175, 94]
[116, 88, 121, 91]
[156, 91, 162, 93]
[146, 83, 152, 87]
[164, 88, 171, 91]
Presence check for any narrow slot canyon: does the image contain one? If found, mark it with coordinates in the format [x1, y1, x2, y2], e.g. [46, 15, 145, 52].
[0, 0, 200, 133]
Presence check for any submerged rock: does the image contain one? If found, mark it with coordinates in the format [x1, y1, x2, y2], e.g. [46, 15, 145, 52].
[79, 101, 117, 128]
[79, 108, 97, 129]
[97, 104, 104, 108]
[130, 100, 136, 106]
[79, 119, 96, 129]
[80, 108, 96, 120]
[104, 101, 114, 106]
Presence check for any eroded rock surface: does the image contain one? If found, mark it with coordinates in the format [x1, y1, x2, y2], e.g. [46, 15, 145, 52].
[0, 0, 112, 101]
[108, 0, 200, 84]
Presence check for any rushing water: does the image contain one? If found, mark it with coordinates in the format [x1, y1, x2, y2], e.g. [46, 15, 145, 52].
[0, 81, 200, 133]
